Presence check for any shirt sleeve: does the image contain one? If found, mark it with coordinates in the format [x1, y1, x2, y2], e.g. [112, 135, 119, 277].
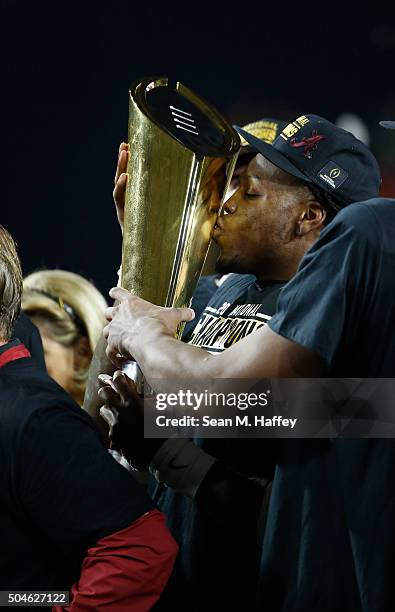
[268, 204, 379, 369]
[16, 404, 155, 566]
[53, 509, 178, 612]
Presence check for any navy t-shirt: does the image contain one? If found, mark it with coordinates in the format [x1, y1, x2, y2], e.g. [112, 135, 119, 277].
[188, 273, 281, 354]
[0, 345, 155, 593]
[269, 198, 395, 376]
[182, 274, 222, 342]
[262, 199, 395, 612]
[151, 274, 284, 612]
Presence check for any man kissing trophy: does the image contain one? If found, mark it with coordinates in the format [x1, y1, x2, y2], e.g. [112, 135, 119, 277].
[121, 76, 240, 387]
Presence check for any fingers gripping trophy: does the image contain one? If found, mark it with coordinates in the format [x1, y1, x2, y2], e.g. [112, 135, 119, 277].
[120, 77, 240, 387]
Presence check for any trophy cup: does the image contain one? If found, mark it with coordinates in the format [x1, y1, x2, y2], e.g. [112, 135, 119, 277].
[121, 77, 240, 388]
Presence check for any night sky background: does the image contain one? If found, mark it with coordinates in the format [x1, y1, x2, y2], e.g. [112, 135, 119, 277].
[2, 1, 395, 299]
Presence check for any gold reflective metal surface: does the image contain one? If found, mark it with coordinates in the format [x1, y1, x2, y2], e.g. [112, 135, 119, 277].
[121, 78, 240, 315]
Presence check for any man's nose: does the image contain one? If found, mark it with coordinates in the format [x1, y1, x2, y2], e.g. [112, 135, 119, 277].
[222, 192, 238, 215]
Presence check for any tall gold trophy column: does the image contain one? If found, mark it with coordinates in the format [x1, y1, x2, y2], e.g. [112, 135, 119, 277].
[121, 77, 240, 383]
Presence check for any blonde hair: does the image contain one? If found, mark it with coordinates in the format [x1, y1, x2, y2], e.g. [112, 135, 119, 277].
[0, 225, 22, 341]
[22, 270, 107, 402]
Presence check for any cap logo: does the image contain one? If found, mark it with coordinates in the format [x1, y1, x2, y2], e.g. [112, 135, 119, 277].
[289, 130, 326, 159]
[318, 161, 348, 190]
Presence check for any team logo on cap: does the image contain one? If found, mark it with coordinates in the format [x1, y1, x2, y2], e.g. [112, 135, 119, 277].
[319, 161, 348, 190]
[289, 130, 326, 159]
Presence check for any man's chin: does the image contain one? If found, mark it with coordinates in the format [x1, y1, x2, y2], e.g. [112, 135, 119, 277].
[215, 256, 244, 275]
[215, 259, 229, 274]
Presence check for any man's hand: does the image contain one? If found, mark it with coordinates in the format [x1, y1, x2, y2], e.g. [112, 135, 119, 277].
[103, 287, 195, 366]
[98, 370, 164, 470]
[113, 142, 129, 228]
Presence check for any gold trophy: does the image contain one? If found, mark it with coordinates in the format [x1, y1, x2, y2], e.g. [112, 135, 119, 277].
[120, 77, 240, 386]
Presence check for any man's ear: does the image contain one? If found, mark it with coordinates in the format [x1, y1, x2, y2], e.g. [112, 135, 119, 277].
[295, 202, 326, 236]
[73, 336, 92, 373]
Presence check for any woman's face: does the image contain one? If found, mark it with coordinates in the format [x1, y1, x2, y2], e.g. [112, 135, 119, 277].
[30, 318, 75, 393]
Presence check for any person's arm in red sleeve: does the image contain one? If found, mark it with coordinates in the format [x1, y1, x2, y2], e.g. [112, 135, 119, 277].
[17, 405, 176, 611]
[54, 509, 177, 612]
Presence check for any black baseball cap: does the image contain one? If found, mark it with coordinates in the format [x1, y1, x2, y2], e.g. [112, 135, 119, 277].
[236, 114, 381, 205]
[380, 121, 395, 130]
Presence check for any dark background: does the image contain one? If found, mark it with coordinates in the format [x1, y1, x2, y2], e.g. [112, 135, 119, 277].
[2, 1, 395, 299]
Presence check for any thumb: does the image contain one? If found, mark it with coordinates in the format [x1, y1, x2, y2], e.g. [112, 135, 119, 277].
[174, 307, 195, 323]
